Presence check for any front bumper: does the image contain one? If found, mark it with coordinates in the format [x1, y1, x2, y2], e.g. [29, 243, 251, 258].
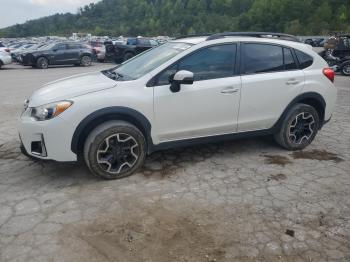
[19, 112, 77, 162]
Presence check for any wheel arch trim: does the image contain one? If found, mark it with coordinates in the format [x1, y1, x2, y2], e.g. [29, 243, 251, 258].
[71, 106, 152, 155]
[272, 92, 326, 131]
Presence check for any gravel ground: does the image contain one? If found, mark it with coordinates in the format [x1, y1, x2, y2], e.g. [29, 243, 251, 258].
[0, 63, 349, 262]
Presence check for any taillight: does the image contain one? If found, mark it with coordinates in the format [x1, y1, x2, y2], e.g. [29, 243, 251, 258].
[323, 68, 335, 83]
[5, 48, 10, 52]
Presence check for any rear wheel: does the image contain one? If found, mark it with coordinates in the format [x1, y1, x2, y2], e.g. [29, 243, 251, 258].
[341, 63, 350, 76]
[36, 57, 48, 69]
[80, 55, 92, 66]
[84, 121, 146, 179]
[274, 103, 320, 150]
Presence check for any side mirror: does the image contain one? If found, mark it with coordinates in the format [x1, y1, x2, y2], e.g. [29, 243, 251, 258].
[52, 48, 58, 52]
[170, 70, 194, 93]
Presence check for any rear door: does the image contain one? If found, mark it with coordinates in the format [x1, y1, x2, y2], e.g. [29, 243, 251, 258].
[238, 43, 304, 131]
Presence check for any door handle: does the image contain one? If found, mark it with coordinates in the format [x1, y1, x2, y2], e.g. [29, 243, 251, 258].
[221, 87, 239, 94]
[286, 79, 300, 85]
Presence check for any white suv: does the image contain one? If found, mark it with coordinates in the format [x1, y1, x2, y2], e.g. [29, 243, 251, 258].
[19, 32, 337, 179]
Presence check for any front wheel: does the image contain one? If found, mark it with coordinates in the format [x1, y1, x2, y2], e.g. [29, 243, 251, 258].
[80, 55, 92, 67]
[274, 103, 320, 150]
[84, 121, 146, 179]
[36, 57, 48, 69]
[341, 63, 350, 76]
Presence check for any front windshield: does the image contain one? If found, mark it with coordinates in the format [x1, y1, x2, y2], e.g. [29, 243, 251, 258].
[111, 42, 192, 80]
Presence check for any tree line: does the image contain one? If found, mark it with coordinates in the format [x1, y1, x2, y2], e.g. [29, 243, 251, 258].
[0, 0, 349, 37]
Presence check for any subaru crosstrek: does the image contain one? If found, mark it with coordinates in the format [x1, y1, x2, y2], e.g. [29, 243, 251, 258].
[19, 32, 337, 179]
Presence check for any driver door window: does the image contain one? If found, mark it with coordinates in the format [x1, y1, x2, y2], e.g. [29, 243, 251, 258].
[155, 44, 236, 86]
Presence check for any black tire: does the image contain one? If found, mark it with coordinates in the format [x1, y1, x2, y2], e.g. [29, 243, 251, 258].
[84, 121, 146, 179]
[341, 62, 350, 76]
[0, 61, 3, 69]
[274, 103, 320, 150]
[36, 57, 48, 69]
[123, 52, 134, 62]
[80, 55, 92, 67]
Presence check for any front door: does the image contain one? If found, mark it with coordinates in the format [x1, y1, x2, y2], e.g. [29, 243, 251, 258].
[51, 43, 67, 64]
[153, 44, 241, 143]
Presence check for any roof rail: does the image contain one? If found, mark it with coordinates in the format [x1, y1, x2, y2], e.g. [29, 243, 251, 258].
[206, 32, 301, 42]
[175, 33, 211, 40]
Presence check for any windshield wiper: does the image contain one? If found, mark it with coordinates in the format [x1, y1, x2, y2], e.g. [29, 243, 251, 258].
[102, 70, 124, 80]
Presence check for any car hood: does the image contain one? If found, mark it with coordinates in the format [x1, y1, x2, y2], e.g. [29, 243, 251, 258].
[29, 71, 117, 107]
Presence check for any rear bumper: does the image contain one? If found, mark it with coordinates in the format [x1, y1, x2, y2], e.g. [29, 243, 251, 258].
[0, 55, 12, 65]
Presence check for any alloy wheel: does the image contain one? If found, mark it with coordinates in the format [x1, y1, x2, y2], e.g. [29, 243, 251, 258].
[82, 56, 91, 66]
[288, 112, 315, 145]
[96, 133, 139, 175]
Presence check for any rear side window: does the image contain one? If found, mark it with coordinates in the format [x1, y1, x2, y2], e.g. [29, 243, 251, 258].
[55, 43, 66, 50]
[295, 50, 313, 69]
[138, 39, 150, 45]
[243, 44, 284, 74]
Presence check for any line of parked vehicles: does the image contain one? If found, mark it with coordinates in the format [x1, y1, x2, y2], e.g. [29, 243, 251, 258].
[0, 36, 161, 69]
[1, 34, 349, 75]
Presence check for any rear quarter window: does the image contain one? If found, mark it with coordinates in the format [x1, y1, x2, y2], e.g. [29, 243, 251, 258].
[295, 50, 313, 69]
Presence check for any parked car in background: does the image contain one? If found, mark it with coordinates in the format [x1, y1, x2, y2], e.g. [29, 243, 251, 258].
[12, 43, 47, 62]
[21, 42, 93, 69]
[0, 41, 10, 53]
[114, 37, 159, 63]
[0, 51, 12, 69]
[19, 32, 337, 179]
[89, 41, 106, 62]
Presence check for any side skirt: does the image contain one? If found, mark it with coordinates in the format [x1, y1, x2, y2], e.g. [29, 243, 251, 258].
[149, 128, 273, 153]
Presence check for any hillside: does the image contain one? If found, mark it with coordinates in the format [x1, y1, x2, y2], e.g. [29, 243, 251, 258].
[0, 0, 349, 37]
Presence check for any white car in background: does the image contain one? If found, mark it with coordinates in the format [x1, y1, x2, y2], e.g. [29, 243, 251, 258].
[0, 41, 10, 53]
[19, 32, 337, 180]
[0, 51, 12, 69]
[89, 41, 106, 62]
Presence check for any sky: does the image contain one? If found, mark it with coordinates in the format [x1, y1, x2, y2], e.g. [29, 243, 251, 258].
[0, 0, 101, 29]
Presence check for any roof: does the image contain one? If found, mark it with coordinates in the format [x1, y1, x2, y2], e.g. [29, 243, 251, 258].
[173, 32, 301, 45]
[172, 36, 207, 45]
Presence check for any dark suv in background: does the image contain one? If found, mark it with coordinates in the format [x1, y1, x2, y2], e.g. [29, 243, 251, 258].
[114, 37, 158, 63]
[21, 42, 93, 69]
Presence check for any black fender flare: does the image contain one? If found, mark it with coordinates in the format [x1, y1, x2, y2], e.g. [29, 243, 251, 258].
[71, 106, 153, 155]
[271, 92, 326, 132]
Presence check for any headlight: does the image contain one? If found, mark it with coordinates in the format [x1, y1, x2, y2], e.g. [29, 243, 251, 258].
[31, 101, 73, 121]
